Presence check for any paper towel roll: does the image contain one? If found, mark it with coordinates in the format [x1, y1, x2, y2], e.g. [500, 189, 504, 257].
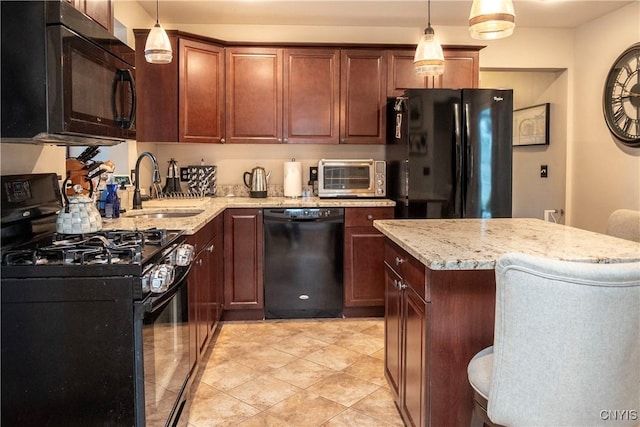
[284, 161, 302, 197]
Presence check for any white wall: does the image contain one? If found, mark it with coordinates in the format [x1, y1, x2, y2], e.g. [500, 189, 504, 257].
[481, 70, 568, 222]
[569, 2, 640, 233]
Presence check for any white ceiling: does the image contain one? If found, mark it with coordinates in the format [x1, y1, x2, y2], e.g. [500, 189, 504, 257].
[136, 0, 634, 29]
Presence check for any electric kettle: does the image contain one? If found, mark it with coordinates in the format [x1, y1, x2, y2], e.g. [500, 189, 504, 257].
[56, 176, 102, 234]
[243, 167, 271, 198]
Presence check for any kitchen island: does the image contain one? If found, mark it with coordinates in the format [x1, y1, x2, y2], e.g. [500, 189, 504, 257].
[373, 218, 640, 427]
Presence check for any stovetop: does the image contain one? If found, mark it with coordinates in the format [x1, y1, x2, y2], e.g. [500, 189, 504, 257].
[1, 229, 183, 279]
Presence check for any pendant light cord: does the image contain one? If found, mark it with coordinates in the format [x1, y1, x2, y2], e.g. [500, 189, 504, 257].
[427, 0, 431, 28]
[156, 0, 160, 25]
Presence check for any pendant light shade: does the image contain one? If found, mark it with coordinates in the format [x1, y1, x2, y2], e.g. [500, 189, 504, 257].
[144, 0, 173, 64]
[468, 0, 516, 40]
[414, 0, 444, 76]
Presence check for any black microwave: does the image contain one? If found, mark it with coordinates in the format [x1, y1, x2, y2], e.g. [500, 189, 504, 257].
[1, 1, 136, 146]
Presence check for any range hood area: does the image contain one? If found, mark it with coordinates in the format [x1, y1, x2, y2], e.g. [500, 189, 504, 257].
[1, 1, 136, 146]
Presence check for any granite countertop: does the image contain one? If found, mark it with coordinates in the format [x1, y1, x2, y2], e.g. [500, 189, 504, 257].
[374, 218, 640, 270]
[102, 196, 395, 234]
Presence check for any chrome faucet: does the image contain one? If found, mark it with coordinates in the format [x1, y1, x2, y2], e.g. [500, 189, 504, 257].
[132, 151, 162, 209]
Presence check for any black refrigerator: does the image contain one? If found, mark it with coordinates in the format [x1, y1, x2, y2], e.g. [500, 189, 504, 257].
[386, 89, 513, 219]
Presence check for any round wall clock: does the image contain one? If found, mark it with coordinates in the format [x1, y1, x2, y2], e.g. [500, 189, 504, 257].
[602, 42, 640, 147]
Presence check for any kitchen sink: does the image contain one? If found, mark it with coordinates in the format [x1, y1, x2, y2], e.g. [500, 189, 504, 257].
[124, 209, 204, 219]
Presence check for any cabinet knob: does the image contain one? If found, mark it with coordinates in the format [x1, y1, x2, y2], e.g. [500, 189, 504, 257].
[207, 244, 214, 252]
[220, 138, 226, 144]
[196, 259, 203, 266]
[393, 279, 400, 290]
[395, 257, 406, 266]
[367, 214, 373, 220]
[283, 138, 288, 143]
[400, 282, 408, 290]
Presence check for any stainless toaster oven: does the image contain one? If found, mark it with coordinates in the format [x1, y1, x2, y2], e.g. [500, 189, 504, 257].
[317, 159, 386, 198]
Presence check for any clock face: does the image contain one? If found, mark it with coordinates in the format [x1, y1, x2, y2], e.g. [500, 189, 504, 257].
[603, 42, 640, 146]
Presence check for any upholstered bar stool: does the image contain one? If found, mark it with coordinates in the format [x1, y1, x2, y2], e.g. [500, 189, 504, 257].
[467, 252, 640, 427]
[606, 209, 640, 242]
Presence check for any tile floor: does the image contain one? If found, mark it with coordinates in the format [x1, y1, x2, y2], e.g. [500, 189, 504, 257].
[186, 318, 403, 427]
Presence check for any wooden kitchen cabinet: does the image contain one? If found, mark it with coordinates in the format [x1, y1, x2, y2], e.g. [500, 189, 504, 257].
[387, 46, 482, 96]
[225, 47, 283, 144]
[223, 209, 264, 320]
[225, 47, 340, 144]
[134, 30, 225, 143]
[68, 0, 112, 32]
[340, 49, 387, 144]
[284, 48, 340, 144]
[383, 238, 496, 426]
[179, 39, 225, 143]
[188, 214, 224, 369]
[343, 207, 394, 317]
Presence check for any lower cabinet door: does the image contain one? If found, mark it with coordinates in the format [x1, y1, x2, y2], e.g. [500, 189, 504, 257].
[384, 264, 402, 400]
[402, 286, 429, 427]
[344, 227, 386, 307]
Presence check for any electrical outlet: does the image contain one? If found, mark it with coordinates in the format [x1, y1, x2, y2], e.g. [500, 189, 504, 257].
[180, 167, 190, 182]
[540, 165, 548, 178]
[309, 166, 318, 182]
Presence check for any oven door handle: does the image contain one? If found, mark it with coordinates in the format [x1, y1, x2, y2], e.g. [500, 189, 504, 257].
[143, 263, 193, 314]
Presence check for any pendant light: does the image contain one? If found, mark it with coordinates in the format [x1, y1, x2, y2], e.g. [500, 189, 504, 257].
[144, 0, 173, 64]
[414, 0, 444, 76]
[468, 0, 516, 40]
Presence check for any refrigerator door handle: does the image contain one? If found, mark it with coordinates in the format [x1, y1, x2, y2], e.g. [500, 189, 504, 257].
[453, 103, 462, 216]
[465, 103, 474, 183]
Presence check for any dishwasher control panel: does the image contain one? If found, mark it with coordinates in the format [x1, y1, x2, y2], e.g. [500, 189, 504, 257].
[263, 208, 344, 221]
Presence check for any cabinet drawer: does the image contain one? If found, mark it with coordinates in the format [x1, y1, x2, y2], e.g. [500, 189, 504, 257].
[385, 240, 426, 301]
[345, 207, 394, 227]
[190, 213, 223, 252]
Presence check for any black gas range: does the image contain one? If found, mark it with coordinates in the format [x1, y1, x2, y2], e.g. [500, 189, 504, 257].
[1, 173, 194, 427]
[2, 228, 185, 300]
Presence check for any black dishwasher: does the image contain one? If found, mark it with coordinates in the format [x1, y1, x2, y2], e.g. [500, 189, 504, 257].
[263, 208, 344, 319]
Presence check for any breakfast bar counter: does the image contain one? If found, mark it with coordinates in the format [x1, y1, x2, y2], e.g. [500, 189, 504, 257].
[374, 218, 640, 269]
[372, 218, 640, 427]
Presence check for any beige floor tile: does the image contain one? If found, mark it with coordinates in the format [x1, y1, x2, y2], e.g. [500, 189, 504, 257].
[270, 358, 337, 389]
[187, 391, 261, 427]
[370, 348, 385, 361]
[304, 344, 362, 371]
[199, 359, 260, 392]
[321, 407, 397, 427]
[342, 355, 387, 386]
[232, 346, 299, 373]
[306, 372, 380, 407]
[351, 387, 404, 427]
[259, 390, 347, 426]
[227, 374, 302, 411]
[188, 319, 400, 427]
[333, 331, 384, 355]
[271, 332, 332, 358]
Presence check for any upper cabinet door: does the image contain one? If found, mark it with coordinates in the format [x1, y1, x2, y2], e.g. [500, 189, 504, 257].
[134, 30, 179, 142]
[284, 49, 340, 144]
[179, 39, 225, 143]
[434, 49, 480, 89]
[225, 47, 283, 144]
[340, 49, 387, 145]
[387, 50, 430, 97]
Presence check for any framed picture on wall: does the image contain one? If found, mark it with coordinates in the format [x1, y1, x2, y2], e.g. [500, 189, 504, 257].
[513, 103, 550, 146]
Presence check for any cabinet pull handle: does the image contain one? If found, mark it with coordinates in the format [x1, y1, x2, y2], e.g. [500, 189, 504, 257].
[196, 259, 203, 266]
[395, 257, 406, 266]
[367, 214, 373, 220]
[207, 244, 214, 252]
[393, 279, 400, 290]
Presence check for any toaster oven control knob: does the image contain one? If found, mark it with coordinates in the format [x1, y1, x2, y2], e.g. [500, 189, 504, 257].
[377, 188, 384, 194]
[377, 179, 384, 186]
